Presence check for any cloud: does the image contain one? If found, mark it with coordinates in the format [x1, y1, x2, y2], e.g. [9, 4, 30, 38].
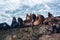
[19, 0, 52, 7]
[0, 0, 20, 11]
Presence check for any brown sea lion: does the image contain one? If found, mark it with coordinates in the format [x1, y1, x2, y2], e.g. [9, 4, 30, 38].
[30, 13, 36, 21]
[23, 14, 33, 27]
[26, 14, 32, 21]
[33, 14, 44, 26]
[43, 12, 54, 25]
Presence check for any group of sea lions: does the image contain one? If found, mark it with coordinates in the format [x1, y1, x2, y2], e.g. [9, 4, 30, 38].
[0, 12, 60, 32]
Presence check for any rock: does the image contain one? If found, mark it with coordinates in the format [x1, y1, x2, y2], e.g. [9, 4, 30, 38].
[0, 25, 60, 40]
[39, 25, 52, 35]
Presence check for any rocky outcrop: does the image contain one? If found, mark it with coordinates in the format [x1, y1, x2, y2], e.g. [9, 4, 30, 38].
[0, 24, 60, 40]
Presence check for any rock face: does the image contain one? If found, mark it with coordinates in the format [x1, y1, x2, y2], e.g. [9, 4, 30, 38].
[0, 25, 60, 40]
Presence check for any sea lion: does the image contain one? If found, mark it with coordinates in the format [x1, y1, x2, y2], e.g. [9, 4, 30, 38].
[33, 14, 44, 26]
[17, 17, 23, 28]
[43, 12, 54, 25]
[11, 17, 18, 28]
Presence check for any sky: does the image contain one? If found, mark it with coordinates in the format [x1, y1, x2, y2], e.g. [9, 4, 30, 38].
[0, 0, 60, 25]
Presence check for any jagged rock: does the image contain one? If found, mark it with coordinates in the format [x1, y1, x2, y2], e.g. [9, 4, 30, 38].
[0, 25, 60, 40]
[39, 25, 52, 35]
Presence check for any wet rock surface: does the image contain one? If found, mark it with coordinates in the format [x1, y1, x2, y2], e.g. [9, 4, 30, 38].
[0, 25, 60, 40]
